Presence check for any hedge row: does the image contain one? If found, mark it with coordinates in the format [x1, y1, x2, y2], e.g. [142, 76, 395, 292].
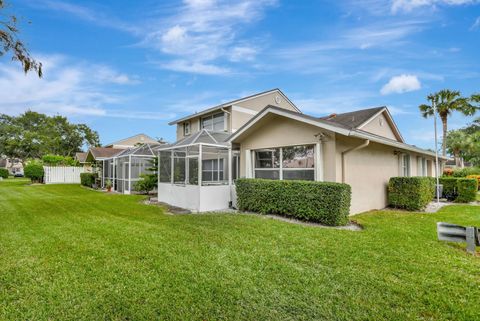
[80, 173, 98, 188]
[388, 177, 435, 211]
[443, 167, 480, 177]
[0, 168, 8, 179]
[440, 177, 477, 203]
[466, 175, 480, 190]
[235, 178, 351, 226]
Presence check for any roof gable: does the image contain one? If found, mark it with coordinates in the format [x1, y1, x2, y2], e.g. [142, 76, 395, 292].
[168, 88, 300, 125]
[323, 107, 404, 142]
[104, 133, 158, 148]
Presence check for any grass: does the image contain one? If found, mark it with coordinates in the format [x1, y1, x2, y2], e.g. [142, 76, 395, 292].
[0, 179, 479, 320]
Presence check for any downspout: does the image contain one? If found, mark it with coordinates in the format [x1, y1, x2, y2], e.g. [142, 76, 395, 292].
[341, 139, 370, 183]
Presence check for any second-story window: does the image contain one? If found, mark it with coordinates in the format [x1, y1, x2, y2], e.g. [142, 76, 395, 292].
[183, 121, 191, 136]
[202, 112, 224, 131]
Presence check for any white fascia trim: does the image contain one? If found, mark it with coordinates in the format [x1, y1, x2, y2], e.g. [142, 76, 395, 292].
[351, 131, 447, 159]
[231, 105, 258, 116]
[228, 108, 350, 142]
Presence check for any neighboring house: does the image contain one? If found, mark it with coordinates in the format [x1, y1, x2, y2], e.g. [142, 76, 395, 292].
[0, 157, 24, 176]
[103, 133, 158, 149]
[157, 89, 447, 214]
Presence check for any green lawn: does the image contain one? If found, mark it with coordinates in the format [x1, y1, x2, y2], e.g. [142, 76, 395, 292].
[1, 179, 479, 320]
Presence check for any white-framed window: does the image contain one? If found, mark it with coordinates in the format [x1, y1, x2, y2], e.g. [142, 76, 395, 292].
[254, 145, 315, 181]
[401, 154, 411, 177]
[201, 112, 224, 131]
[419, 157, 427, 176]
[183, 121, 191, 136]
[202, 159, 224, 182]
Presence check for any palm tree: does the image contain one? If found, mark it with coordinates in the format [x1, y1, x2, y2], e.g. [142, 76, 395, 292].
[446, 130, 468, 167]
[419, 89, 478, 156]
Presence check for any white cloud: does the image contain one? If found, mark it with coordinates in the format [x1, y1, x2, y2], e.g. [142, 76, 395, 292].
[391, 0, 478, 13]
[160, 60, 230, 75]
[30, 0, 139, 34]
[0, 55, 167, 120]
[143, 0, 277, 74]
[380, 74, 421, 95]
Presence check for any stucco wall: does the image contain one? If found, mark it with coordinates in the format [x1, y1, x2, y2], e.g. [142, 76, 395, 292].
[360, 113, 399, 141]
[235, 114, 333, 180]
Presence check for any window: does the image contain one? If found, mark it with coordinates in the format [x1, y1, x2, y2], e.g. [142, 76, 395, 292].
[202, 159, 224, 182]
[201, 112, 224, 131]
[418, 157, 427, 176]
[254, 149, 280, 179]
[254, 145, 315, 181]
[282, 145, 315, 180]
[183, 121, 191, 136]
[401, 154, 410, 177]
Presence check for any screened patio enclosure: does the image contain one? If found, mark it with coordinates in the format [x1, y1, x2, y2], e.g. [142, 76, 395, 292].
[101, 143, 160, 194]
[157, 129, 237, 212]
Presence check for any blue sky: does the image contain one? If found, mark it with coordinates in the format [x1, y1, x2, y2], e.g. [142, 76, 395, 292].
[1, 0, 479, 148]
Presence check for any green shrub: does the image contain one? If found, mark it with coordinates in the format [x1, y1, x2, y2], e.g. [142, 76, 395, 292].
[466, 175, 480, 190]
[451, 167, 480, 177]
[439, 177, 478, 203]
[134, 174, 157, 194]
[388, 177, 435, 211]
[439, 177, 459, 201]
[455, 178, 478, 203]
[80, 173, 97, 187]
[24, 161, 44, 183]
[0, 168, 9, 179]
[235, 178, 351, 226]
[42, 154, 79, 166]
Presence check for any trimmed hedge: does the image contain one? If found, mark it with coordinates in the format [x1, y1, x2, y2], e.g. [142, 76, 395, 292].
[388, 177, 435, 211]
[24, 162, 44, 183]
[466, 175, 480, 190]
[0, 168, 8, 179]
[80, 173, 97, 188]
[439, 177, 478, 203]
[235, 178, 351, 226]
[456, 178, 478, 203]
[451, 167, 480, 177]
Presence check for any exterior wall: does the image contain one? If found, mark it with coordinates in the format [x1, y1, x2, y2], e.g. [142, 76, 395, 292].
[157, 183, 231, 212]
[360, 113, 399, 141]
[335, 136, 400, 213]
[176, 108, 228, 140]
[236, 114, 332, 179]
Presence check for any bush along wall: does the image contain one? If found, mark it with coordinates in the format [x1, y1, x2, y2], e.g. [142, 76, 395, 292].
[0, 168, 8, 179]
[439, 177, 478, 203]
[235, 178, 351, 226]
[80, 173, 98, 188]
[387, 177, 435, 211]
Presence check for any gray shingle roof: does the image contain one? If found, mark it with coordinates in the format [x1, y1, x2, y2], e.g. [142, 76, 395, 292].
[320, 107, 385, 129]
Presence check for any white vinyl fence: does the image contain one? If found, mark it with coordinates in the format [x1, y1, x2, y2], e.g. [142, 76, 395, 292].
[44, 166, 86, 184]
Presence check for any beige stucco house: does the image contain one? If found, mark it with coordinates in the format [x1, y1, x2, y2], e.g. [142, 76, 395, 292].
[158, 89, 445, 214]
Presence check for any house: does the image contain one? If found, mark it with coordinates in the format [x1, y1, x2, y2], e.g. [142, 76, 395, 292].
[103, 133, 158, 149]
[157, 88, 446, 214]
[0, 157, 24, 176]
